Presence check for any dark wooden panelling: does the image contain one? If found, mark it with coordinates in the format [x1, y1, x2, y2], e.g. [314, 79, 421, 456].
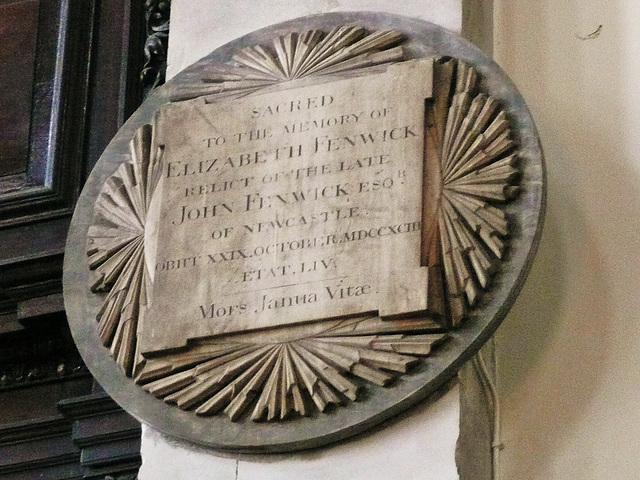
[0, 0, 39, 178]
[83, 0, 145, 178]
[0, 0, 145, 319]
[58, 389, 142, 479]
[0, 0, 97, 325]
[0, 1, 167, 477]
[0, 415, 82, 480]
[0, 378, 93, 424]
[0, 311, 90, 397]
[0, 0, 96, 225]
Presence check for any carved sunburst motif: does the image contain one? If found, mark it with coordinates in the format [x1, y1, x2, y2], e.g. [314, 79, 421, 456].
[171, 25, 405, 102]
[86, 27, 521, 422]
[136, 316, 446, 421]
[423, 58, 520, 326]
[87, 116, 164, 377]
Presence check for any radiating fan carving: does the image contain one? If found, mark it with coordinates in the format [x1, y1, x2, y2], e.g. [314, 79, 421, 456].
[86, 27, 522, 422]
[87, 114, 163, 377]
[422, 59, 520, 326]
[171, 25, 405, 102]
[135, 315, 447, 422]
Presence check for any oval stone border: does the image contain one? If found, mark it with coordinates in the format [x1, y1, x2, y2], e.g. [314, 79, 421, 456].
[63, 12, 545, 453]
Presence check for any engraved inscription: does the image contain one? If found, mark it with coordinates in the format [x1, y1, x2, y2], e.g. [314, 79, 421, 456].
[140, 59, 434, 354]
[84, 27, 525, 425]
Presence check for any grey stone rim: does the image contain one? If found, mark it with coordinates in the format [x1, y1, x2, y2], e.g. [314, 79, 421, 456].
[63, 11, 545, 453]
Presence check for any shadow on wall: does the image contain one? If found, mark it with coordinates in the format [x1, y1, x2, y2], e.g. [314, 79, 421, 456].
[493, 0, 640, 478]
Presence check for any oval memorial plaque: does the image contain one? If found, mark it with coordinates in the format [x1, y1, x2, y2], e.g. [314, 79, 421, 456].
[64, 12, 545, 452]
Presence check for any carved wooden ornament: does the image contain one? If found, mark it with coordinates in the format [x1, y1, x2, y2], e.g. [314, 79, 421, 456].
[65, 13, 545, 452]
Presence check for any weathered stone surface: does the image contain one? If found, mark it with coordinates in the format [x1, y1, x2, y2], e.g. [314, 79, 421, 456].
[64, 12, 545, 452]
[143, 59, 433, 353]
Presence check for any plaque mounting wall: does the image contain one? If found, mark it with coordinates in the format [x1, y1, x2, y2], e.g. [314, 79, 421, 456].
[64, 12, 545, 452]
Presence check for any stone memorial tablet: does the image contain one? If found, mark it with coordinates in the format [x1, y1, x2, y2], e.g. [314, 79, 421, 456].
[65, 13, 545, 452]
[142, 59, 432, 354]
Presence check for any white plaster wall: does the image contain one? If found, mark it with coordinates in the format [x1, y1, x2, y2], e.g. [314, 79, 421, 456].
[139, 2, 463, 479]
[493, 1, 640, 478]
[166, 0, 462, 79]
[139, 385, 460, 480]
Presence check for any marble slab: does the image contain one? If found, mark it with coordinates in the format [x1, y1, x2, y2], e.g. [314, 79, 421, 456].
[142, 59, 433, 354]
